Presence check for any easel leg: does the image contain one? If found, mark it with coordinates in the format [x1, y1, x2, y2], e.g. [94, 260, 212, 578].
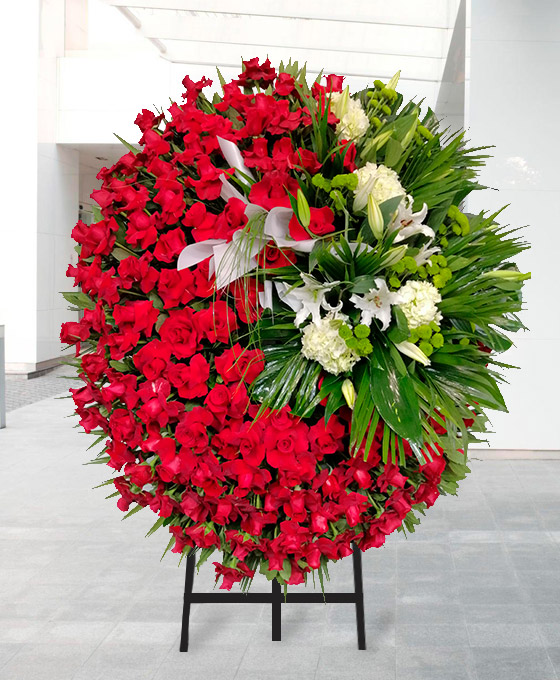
[179, 551, 196, 652]
[271, 578, 282, 641]
[352, 545, 367, 650]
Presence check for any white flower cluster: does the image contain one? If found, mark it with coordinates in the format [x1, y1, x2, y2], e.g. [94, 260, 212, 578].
[330, 91, 369, 142]
[353, 162, 405, 211]
[350, 278, 401, 331]
[398, 280, 442, 329]
[301, 314, 360, 375]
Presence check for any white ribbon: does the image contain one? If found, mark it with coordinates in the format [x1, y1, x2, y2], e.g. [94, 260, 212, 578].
[177, 137, 315, 290]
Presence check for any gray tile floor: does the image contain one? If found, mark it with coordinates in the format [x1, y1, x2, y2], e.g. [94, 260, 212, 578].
[1, 394, 560, 679]
[5, 365, 76, 412]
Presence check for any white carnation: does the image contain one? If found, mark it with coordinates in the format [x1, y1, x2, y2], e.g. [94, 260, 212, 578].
[353, 162, 405, 212]
[330, 91, 369, 142]
[398, 280, 442, 329]
[301, 315, 360, 375]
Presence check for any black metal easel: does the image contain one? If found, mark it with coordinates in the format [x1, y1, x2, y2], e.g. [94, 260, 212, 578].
[179, 543, 366, 651]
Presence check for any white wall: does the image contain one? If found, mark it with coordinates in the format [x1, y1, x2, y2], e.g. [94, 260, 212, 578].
[58, 0, 461, 145]
[0, 1, 40, 370]
[467, 0, 560, 450]
[37, 145, 80, 364]
[0, 0, 79, 373]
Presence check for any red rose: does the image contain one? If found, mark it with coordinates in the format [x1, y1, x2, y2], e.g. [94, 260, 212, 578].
[159, 309, 200, 359]
[168, 354, 209, 399]
[213, 561, 255, 591]
[81, 352, 108, 382]
[340, 139, 357, 172]
[90, 188, 117, 209]
[196, 301, 238, 343]
[175, 407, 212, 452]
[204, 384, 231, 425]
[377, 463, 408, 493]
[189, 156, 225, 201]
[182, 202, 217, 243]
[214, 198, 248, 241]
[113, 300, 159, 337]
[420, 453, 446, 483]
[154, 178, 185, 224]
[243, 138, 273, 172]
[133, 339, 171, 380]
[191, 257, 215, 298]
[157, 268, 194, 309]
[143, 129, 170, 156]
[60, 320, 91, 345]
[125, 462, 154, 488]
[125, 210, 158, 249]
[249, 171, 299, 210]
[288, 148, 322, 174]
[109, 408, 142, 447]
[153, 228, 187, 263]
[309, 416, 346, 458]
[118, 254, 159, 294]
[134, 108, 162, 132]
[228, 278, 262, 324]
[264, 421, 309, 471]
[238, 57, 276, 86]
[71, 217, 119, 258]
[215, 343, 264, 384]
[107, 440, 136, 471]
[268, 100, 302, 135]
[274, 73, 295, 96]
[257, 245, 297, 269]
[289, 206, 335, 241]
[181, 75, 212, 104]
[100, 368, 138, 404]
[415, 482, 440, 507]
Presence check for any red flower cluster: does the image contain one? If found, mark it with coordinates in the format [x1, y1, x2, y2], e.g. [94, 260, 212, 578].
[62, 58, 452, 590]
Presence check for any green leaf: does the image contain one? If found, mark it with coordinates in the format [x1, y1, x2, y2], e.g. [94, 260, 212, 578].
[196, 547, 216, 571]
[122, 504, 145, 520]
[114, 133, 139, 155]
[368, 343, 423, 444]
[160, 536, 176, 562]
[350, 362, 376, 454]
[393, 112, 418, 143]
[61, 291, 96, 311]
[379, 196, 403, 228]
[291, 362, 322, 417]
[279, 559, 292, 582]
[111, 247, 133, 261]
[387, 306, 410, 344]
[384, 138, 404, 168]
[145, 516, 166, 538]
[109, 359, 129, 372]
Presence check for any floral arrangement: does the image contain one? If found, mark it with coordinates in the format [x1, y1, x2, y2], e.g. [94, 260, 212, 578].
[62, 58, 529, 591]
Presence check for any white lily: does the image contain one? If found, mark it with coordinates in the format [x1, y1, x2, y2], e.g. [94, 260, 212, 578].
[414, 244, 440, 266]
[177, 137, 315, 290]
[350, 278, 401, 331]
[277, 273, 342, 327]
[389, 196, 435, 243]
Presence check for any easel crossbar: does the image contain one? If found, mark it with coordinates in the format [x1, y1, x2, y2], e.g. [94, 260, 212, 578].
[179, 543, 366, 651]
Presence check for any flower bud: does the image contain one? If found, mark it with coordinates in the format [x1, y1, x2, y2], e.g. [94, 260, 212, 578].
[379, 245, 407, 268]
[342, 379, 356, 410]
[481, 270, 531, 282]
[371, 127, 394, 151]
[367, 194, 384, 240]
[331, 85, 350, 120]
[395, 341, 431, 366]
[296, 189, 311, 229]
[387, 70, 401, 90]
